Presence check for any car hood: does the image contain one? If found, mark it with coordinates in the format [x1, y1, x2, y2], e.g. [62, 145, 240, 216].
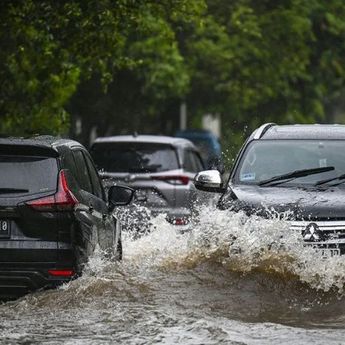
[219, 184, 345, 220]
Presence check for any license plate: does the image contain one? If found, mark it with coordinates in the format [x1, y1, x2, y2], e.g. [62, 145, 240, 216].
[321, 248, 340, 258]
[0, 220, 10, 237]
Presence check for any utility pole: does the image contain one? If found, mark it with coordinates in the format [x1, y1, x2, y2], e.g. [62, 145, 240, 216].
[179, 102, 187, 130]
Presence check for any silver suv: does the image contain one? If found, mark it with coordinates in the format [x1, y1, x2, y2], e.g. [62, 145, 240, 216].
[90, 135, 204, 229]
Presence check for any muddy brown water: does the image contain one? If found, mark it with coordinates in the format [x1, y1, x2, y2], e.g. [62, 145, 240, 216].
[1, 207, 345, 344]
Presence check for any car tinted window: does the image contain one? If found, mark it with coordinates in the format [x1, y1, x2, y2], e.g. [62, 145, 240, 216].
[83, 153, 104, 199]
[184, 150, 196, 172]
[62, 151, 78, 181]
[91, 142, 179, 173]
[184, 150, 204, 173]
[192, 152, 204, 171]
[235, 140, 345, 186]
[0, 155, 58, 196]
[72, 150, 92, 193]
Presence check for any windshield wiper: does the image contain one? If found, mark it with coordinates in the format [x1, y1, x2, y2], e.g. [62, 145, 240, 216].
[315, 173, 345, 186]
[0, 188, 29, 194]
[258, 166, 335, 187]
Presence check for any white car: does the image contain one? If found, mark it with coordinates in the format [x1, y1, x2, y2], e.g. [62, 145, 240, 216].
[90, 135, 205, 232]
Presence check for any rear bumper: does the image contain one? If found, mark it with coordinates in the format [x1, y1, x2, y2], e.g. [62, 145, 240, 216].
[0, 264, 76, 300]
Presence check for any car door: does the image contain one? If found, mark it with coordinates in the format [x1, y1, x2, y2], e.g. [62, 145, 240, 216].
[71, 149, 107, 257]
[83, 151, 118, 255]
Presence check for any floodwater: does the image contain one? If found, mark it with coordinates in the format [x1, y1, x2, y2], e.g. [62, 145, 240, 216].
[2, 206, 345, 344]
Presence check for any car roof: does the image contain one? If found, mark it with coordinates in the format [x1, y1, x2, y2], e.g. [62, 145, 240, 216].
[251, 124, 345, 140]
[0, 136, 84, 154]
[93, 135, 196, 149]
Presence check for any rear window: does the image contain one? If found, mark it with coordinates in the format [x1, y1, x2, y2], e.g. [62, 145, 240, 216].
[91, 142, 179, 173]
[0, 155, 58, 196]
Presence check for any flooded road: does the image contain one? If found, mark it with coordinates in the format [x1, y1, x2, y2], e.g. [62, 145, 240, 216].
[2, 206, 345, 344]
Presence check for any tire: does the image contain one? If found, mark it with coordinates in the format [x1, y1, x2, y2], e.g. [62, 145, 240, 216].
[115, 238, 123, 261]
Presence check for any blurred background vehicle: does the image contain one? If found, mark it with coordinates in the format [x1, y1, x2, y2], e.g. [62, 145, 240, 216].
[90, 135, 205, 233]
[175, 129, 224, 172]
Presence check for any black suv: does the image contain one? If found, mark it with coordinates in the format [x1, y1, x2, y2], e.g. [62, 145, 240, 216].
[194, 124, 345, 258]
[0, 136, 133, 299]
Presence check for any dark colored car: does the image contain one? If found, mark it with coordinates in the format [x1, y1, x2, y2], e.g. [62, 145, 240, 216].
[90, 135, 204, 230]
[0, 136, 133, 299]
[194, 124, 345, 258]
[175, 129, 223, 171]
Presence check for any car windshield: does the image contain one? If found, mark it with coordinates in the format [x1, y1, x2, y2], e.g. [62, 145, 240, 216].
[0, 155, 58, 195]
[235, 140, 345, 186]
[90, 142, 179, 173]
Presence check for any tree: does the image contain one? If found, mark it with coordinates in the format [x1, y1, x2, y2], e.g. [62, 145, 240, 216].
[0, 0, 205, 136]
[181, 0, 345, 154]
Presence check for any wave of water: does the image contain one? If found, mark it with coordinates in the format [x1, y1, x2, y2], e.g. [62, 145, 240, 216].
[123, 204, 345, 293]
[2, 204, 345, 343]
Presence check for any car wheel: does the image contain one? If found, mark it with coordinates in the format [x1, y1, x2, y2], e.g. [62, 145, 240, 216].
[75, 245, 87, 275]
[115, 238, 123, 261]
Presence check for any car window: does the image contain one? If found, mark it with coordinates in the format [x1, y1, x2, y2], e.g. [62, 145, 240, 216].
[184, 150, 203, 173]
[90, 142, 179, 173]
[83, 152, 104, 199]
[235, 140, 345, 186]
[184, 150, 195, 172]
[0, 155, 58, 196]
[192, 151, 204, 171]
[72, 150, 92, 193]
[61, 151, 78, 182]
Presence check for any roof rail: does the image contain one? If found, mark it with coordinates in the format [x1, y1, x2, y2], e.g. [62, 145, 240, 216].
[253, 123, 276, 139]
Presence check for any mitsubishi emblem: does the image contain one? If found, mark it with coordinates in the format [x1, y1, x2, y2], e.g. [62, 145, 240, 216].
[302, 223, 324, 242]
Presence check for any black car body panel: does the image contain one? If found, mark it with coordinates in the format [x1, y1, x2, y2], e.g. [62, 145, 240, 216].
[220, 184, 345, 220]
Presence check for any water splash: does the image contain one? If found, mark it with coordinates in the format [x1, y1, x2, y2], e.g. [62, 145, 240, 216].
[122, 204, 345, 293]
[3, 204, 345, 343]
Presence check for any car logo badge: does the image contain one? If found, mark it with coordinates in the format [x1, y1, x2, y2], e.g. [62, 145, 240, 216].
[302, 223, 324, 242]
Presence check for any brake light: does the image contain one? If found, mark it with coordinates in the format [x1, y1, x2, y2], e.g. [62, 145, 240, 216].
[152, 175, 189, 185]
[167, 217, 190, 226]
[48, 269, 75, 277]
[26, 170, 78, 211]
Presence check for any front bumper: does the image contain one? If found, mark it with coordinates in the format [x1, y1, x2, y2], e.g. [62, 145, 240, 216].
[290, 220, 345, 255]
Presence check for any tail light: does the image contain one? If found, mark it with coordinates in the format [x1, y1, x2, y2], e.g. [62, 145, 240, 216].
[48, 269, 75, 277]
[152, 175, 189, 185]
[167, 217, 190, 226]
[26, 170, 78, 211]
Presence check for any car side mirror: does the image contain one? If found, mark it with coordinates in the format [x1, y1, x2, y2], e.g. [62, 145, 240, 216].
[108, 185, 134, 211]
[194, 170, 225, 193]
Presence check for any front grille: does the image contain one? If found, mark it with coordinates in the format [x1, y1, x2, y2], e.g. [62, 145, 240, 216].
[290, 220, 345, 244]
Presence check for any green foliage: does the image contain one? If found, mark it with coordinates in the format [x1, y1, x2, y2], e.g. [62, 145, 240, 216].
[179, 0, 345, 154]
[0, 0, 204, 136]
[1, 0, 345, 155]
